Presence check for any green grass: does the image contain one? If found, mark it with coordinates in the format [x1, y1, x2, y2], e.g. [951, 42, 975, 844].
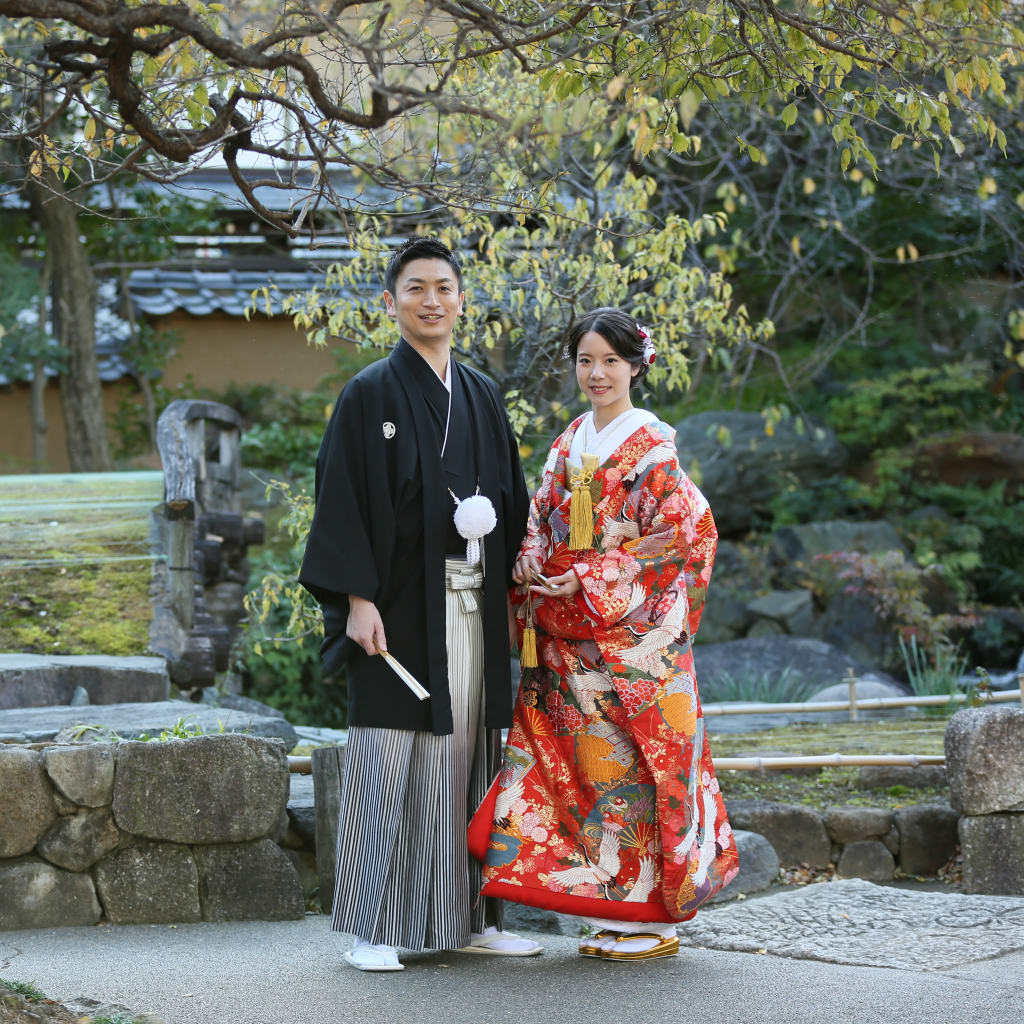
[711, 715, 949, 809]
[702, 667, 819, 704]
[0, 471, 161, 655]
[0, 977, 46, 1001]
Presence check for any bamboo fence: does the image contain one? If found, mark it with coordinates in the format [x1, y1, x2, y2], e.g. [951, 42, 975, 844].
[703, 671, 1024, 721]
[287, 751, 947, 774]
[285, 673, 1023, 776]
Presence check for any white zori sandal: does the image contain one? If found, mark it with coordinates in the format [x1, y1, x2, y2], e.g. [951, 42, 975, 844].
[457, 926, 543, 956]
[344, 936, 404, 972]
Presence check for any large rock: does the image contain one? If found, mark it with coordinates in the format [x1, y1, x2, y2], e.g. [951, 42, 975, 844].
[805, 678, 909, 723]
[959, 814, 1024, 895]
[0, 858, 101, 930]
[287, 773, 316, 851]
[43, 744, 115, 807]
[912, 431, 1024, 496]
[113, 734, 289, 844]
[284, 848, 319, 904]
[695, 636, 891, 700]
[836, 840, 895, 881]
[674, 411, 845, 535]
[746, 590, 814, 635]
[945, 705, 1024, 815]
[894, 803, 960, 875]
[94, 841, 202, 924]
[0, 654, 169, 709]
[823, 806, 893, 844]
[707, 829, 779, 904]
[194, 839, 305, 921]
[0, 747, 57, 857]
[813, 590, 898, 671]
[725, 799, 831, 868]
[36, 808, 122, 872]
[0, 700, 297, 750]
[771, 520, 908, 571]
[694, 588, 754, 645]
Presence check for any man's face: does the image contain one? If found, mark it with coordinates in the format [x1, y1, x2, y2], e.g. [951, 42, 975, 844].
[383, 257, 465, 348]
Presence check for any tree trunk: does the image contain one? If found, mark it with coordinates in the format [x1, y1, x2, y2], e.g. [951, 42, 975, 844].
[30, 253, 50, 471]
[30, 358, 48, 471]
[29, 172, 111, 471]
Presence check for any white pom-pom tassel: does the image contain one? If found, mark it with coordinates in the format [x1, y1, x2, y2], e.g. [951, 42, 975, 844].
[453, 494, 497, 541]
[452, 493, 497, 567]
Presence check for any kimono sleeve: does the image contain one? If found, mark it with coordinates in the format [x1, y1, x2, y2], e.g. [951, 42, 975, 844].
[571, 459, 717, 639]
[298, 379, 380, 606]
[499, 392, 531, 581]
[517, 434, 563, 565]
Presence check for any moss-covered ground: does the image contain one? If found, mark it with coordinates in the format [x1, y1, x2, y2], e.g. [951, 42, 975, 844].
[712, 715, 949, 810]
[0, 471, 162, 655]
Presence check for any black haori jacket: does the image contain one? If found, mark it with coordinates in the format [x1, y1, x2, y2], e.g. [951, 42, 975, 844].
[299, 339, 529, 735]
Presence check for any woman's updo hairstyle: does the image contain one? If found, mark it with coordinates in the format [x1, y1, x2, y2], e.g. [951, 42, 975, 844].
[565, 307, 652, 389]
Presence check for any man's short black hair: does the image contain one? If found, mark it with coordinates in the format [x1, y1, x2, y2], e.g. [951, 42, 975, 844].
[383, 237, 463, 295]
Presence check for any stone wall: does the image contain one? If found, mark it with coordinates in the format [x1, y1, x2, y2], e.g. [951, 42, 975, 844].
[946, 705, 1024, 894]
[0, 733, 304, 930]
[719, 797, 960, 898]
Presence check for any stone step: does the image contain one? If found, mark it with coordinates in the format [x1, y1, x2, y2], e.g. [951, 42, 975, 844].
[0, 700, 297, 751]
[0, 654, 170, 709]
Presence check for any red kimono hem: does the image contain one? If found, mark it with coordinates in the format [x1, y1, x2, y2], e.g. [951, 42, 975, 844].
[479, 880, 698, 924]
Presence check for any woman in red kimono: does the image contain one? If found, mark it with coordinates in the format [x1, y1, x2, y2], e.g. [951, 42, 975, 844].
[469, 308, 738, 961]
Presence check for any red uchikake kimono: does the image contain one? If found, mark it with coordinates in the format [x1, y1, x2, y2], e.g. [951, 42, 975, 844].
[468, 415, 739, 922]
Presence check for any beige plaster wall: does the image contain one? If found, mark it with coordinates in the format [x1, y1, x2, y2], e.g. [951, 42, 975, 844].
[0, 313, 340, 473]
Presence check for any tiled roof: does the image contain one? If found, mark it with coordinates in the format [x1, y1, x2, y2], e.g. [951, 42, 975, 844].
[1, 265, 353, 385]
[126, 265, 333, 317]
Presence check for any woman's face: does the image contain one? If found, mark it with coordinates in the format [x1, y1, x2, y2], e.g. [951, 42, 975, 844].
[575, 330, 639, 422]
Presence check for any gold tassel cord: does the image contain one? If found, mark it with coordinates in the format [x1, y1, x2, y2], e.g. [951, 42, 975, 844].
[520, 622, 538, 668]
[521, 591, 538, 668]
[569, 454, 599, 550]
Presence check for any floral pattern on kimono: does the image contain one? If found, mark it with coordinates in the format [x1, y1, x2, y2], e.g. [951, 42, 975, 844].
[468, 415, 739, 922]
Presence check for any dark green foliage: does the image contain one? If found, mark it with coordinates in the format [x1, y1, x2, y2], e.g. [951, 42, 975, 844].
[827, 362, 1016, 456]
[770, 473, 873, 526]
[237, 549, 346, 728]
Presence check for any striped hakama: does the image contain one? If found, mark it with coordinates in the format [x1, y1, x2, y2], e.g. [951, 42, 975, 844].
[330, 558, 504, 951]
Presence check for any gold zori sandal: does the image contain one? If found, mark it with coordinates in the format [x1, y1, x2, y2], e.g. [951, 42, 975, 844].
[578, 930, 617, 958]
[602, 933, 680, 962]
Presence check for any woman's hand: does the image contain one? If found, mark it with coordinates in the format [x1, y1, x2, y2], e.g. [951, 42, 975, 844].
[530, 570, 580, 599]
[513, 553, 543, 585]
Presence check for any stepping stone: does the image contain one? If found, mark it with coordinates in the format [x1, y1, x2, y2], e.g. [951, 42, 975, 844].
[0, 654, 169, 709]
[679, 878, 1024, 970]
[0, 700, 297, 751]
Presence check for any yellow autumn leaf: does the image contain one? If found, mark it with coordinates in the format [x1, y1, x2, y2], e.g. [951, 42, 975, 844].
[83, 117, 96, 142]
[791, 235, 801, 257]
[907, 243, 919, 260]
[606, 75, 627, 101]
[802, 176, 816, 194]
[897, 245, 906, 262]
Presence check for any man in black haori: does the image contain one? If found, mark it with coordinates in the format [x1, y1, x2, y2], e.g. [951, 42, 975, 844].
[299, 237, 539, 971]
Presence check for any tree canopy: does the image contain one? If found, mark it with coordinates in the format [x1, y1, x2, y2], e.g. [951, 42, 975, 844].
[1, 1, 1021, 229]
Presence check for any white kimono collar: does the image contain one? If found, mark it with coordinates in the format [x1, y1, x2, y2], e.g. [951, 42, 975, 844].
[569, 408, 659, 467]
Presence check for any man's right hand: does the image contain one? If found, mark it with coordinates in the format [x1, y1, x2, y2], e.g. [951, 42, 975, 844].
[347, 596, 387, 656]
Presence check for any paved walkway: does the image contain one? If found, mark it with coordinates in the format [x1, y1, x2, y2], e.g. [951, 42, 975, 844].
[3, 911, 1023, 1024]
